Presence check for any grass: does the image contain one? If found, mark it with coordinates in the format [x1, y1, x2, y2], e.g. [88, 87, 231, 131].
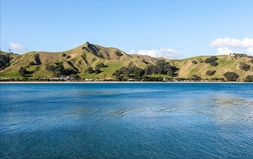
[148, 74, 172, 78]
[0, 72, 22, 78]
[1, 44, 253, 81]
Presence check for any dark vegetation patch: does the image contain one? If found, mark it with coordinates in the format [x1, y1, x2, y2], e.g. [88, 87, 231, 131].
[223, 72, 239, 81]
[205, 56, 219, 66]
[206, 70, 216, 76]
[46, 62, 77, 77]
[192, 60, 197, 64]
[112, 59, 179, 81]
[239, 62, 250, 71]
[0, 54, 12, 70]
[244, 75, 253, 82]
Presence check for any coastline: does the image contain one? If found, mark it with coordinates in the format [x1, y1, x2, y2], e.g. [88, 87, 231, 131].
[0, 81, 252, 84]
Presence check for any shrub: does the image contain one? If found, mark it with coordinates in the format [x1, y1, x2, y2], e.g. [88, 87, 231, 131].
[29, 62, 35, 66]
[198, 59, 204, 63]
[205, 56, 218, 63]
[145, 65, 159, 75]
[239, 62, 250, 71]
[244, 75, 253, 82]
[210, 78, 225, 82]
[95, 63, 107, 69]
[210, 61, 219, 66]
[153, 59, 179, 76]
[116, 51, 123, 57]
[205, 56, 218, 66]
[112, 70, 123, 81]
[192, 60, 197, 64]
[191, 75, 201, 80]
[0, 54, 12, 70]
[62, 53, 66, 57]
[18, 67, 27, 76]
[206, 70, 216, 76]
[86, 67, 94, 74]
[223, 72, 239, 81]
[94, 68, 101, 74]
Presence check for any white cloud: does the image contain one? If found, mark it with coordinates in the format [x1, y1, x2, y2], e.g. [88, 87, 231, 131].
[9, 42, 28, 52]
[210, 37, 253, 55]
[217, 47, 233, 55]
[247, 47, 253, 54]
[131, 48, 183, 59]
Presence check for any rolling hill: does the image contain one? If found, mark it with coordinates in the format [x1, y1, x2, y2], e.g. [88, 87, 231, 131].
[1, 42, 253, 81]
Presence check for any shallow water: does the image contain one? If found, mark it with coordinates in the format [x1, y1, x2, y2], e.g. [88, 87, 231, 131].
[1, 83, 253, 158]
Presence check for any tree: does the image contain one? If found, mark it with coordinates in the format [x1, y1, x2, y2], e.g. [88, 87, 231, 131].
[244, 75, 253, 82]
[0, 54, 12, 70]
[113, 70, 123, 81]
[95, 63, 107, 69]
[205, 56, 219, 66]
[145, 65, 159, 75]
[223, 72, 239, 81]
[239, 62, 250, 71]
[167, 69, 174, 76]
[120, 67, 130, 77]
[86, 67, 94, 74]
[94, 68, 101, 74]
[133, 67, 144, 78]
[205, 56, 218, 63]
[156, 59, 168, 74]
[210, 61, 219, 66]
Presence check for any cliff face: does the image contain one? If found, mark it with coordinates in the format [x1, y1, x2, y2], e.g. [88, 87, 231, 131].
[0, 43, 253, 81]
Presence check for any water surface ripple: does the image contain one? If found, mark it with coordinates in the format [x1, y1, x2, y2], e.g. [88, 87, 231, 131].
[1, 83, 253, 158]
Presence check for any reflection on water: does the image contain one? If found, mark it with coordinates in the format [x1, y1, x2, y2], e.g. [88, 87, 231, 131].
[213, 95, 253, 121]
[69, 94, 253, 123]
[1, 83, 253, 158]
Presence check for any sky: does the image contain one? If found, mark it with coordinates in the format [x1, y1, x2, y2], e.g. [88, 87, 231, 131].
[1, 0, 253, 59]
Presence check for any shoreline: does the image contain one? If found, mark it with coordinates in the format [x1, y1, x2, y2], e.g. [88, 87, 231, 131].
[0, 81, 252, 84]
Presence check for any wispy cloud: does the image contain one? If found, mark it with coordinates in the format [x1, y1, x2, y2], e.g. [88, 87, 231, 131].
[130, 48, 183, 59]
[9, 42, 28, 53]
[210, 37, 253, 55]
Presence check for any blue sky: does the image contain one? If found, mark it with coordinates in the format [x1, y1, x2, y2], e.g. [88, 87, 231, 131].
[1, 0, 253, 59]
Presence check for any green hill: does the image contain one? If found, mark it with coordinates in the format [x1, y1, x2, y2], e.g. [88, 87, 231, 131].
[0, 42, 253, 82]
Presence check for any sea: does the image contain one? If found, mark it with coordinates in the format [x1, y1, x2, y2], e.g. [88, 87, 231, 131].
[0, 83, 253, 158]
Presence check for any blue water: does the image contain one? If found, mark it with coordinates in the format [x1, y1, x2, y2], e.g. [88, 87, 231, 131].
[1, 83, 253, 158]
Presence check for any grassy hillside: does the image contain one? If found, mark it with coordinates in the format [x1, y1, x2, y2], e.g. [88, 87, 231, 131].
[171, 55, 253, 81]
[1, 43, 253, 81]
[0, 42, 156, 79]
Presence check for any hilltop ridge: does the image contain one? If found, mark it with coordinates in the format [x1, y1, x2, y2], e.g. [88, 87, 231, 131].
[0, 42, 253, 82]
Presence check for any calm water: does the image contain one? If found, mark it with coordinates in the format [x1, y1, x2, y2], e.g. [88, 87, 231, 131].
[0, 83, 253, 158]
